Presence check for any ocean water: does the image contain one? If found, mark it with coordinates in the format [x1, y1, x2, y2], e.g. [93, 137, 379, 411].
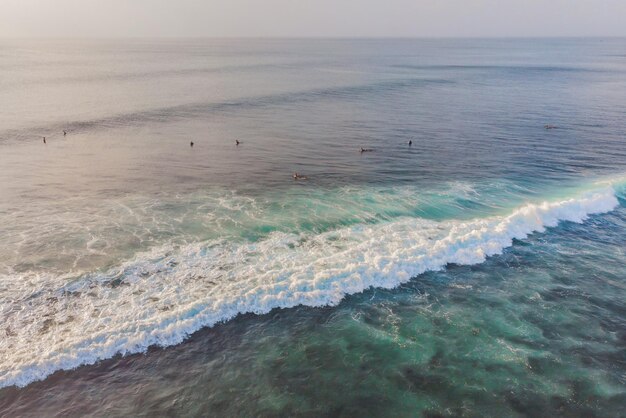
[0, 38, 625, 417]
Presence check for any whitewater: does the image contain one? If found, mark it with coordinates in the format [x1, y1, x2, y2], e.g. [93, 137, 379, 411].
[0, 180, 622, 389]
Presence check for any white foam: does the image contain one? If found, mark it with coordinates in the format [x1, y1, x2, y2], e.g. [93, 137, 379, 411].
[0, 185, 620, 388]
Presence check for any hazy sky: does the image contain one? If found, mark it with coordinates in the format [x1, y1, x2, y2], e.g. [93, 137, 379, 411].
[1, 0, 625, 38]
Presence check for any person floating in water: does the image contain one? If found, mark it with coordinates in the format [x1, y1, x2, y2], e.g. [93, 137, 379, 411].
[293, 172, 307, 180]
[190, 141, 194, 147]
[235, 140, 241, 146]
[360, 147, 373, 153]
[63, 130, 67, 136]
[408, 140, 412, 146]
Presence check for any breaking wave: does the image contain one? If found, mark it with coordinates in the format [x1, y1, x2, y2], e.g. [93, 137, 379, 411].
[0, 183, 621, 388]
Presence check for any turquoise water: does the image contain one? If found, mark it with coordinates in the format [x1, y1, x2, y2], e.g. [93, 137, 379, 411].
[0, 39, 625, 416]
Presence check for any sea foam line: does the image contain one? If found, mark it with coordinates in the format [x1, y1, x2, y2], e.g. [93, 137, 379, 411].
[0, 185, 621, 388]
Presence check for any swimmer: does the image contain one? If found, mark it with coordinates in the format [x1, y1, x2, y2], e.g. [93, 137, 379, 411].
[190, 141, 194, 147]
[293, 172, 308, 180]
[360, 147, 373, 153]
[408, 140, 412, 146]
[43, 137, 46, 144]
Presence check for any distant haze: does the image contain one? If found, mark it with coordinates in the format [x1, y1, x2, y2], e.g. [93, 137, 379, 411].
[1, 0, 625, 38]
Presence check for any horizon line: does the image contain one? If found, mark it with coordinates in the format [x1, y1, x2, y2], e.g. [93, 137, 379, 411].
[2, 35, 625, 41]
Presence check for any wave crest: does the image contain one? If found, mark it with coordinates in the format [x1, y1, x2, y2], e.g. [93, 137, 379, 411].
[0, 185, 620, 388]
